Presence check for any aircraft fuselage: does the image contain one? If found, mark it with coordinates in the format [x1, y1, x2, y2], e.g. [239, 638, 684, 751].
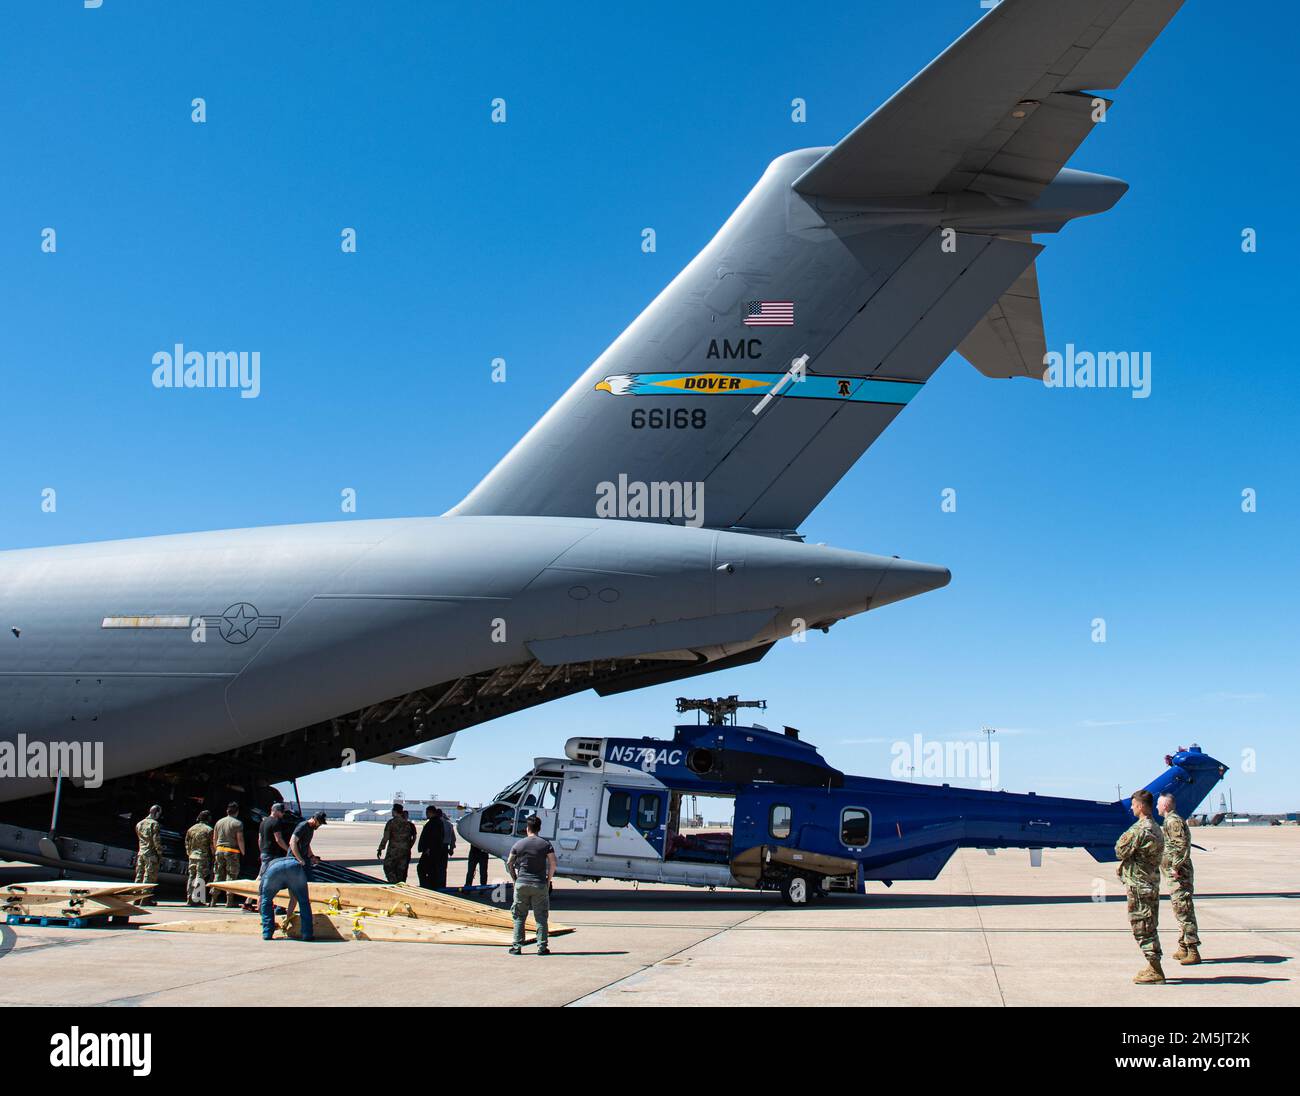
[0, 516, 947, 803]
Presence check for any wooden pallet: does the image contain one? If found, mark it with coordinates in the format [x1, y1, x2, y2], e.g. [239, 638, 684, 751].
[5, 895, 148, 917]
[2, 881, 155, 925]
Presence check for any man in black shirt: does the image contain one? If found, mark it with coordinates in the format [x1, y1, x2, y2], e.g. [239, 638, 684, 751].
[292, 811, 327, 879]
[254, 810, 325, 941]
[257, 802, 291, 880]
[506, 815, 557, 956]
[417, 806, 452, 889]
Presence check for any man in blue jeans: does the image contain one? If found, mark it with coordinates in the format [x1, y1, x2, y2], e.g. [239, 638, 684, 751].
[255, 809, 327, 933]
[506, 815, 557, 955]
[260, 843, 315, 941]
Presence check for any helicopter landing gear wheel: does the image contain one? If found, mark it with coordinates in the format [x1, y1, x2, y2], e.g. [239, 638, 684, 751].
[781, 874, 814, 906]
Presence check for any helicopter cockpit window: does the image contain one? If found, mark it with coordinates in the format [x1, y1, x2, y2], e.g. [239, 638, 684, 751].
[521, 777, 560, 811]
[479, 802, 516, 835]
[490, 776, 530, 806]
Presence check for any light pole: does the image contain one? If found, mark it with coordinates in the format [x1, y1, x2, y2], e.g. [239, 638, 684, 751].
[980, 726, 997, 791]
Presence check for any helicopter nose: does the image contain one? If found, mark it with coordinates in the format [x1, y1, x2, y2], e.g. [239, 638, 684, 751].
[870, 557, 951, 609]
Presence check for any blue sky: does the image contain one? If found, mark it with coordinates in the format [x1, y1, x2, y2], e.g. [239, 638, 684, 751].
[2, 1, 1295, 811]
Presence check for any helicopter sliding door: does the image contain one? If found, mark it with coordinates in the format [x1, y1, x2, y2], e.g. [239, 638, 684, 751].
[596, 785, 668, 859]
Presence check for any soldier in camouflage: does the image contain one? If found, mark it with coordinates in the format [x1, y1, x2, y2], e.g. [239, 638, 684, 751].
[1115, 787, 1165, 984]
[184, 810, 215, 906]
[134, 804, 163, 904]
[1158, 792, 1201, 965]
[377, 803, 417, 883]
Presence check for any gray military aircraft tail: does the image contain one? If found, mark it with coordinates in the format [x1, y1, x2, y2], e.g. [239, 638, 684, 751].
[454, 0, 1182, 530]
[0, 0, 1184, 879]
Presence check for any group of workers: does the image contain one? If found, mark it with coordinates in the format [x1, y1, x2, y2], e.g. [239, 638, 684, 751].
[375, 803, 491, 888]
[135, 801, 251, 907]
[140, 800, 328, 919]
[136, 800, 550, 952]
[373, 802, 554, 953]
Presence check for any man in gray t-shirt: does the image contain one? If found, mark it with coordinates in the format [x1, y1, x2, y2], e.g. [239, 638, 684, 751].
[506, 816, 557, 954]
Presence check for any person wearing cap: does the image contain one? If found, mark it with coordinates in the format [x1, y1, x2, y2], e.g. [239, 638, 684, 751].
[291, 811, 327, 880]
[259, 821, 320, 942]
[377, 803, 417, 883]
[258, 810, 328, 941]
[257, 802, 292, 880]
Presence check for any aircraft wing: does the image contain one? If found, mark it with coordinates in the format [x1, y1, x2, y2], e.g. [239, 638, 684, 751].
[793, 0, 1182, 201]
[367, 732, 458, 767]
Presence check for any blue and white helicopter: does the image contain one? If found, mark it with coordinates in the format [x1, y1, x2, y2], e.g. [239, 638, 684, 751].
[458, 698, 1227, 904]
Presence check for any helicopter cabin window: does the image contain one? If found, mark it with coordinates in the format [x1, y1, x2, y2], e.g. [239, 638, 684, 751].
[636, 794, 660, 830]
[770, 804, 792, 840]
[841, 807, 871, 847]
[521, 777, 560, 811]
[607, 791, 632, 828]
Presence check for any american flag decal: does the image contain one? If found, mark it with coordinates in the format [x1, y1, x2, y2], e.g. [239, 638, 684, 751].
[743, 300, 794, 326]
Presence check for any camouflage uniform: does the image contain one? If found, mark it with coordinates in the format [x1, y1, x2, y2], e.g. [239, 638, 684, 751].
[212, 814, 245, 908]
[184, 821, 214, 904]
[134, 815, 162, 884]
[378, 815, 417, 883]
[1115, 814, 1163, 962]
[1161, 809, 1200, 948]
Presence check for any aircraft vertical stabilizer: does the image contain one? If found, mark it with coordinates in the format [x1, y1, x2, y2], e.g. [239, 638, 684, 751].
[452, 0, 1186, 532]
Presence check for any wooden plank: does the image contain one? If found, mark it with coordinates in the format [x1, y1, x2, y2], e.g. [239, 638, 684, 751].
[2, 882, 155, 901]
[3, 879, 155, 892]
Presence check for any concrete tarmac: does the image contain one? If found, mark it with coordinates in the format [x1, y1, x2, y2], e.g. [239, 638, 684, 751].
[0, 823, 1294, 1007]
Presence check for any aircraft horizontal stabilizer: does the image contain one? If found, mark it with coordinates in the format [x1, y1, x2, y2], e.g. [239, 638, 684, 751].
[957, 253, 1047, 379]
[793, 0, 1182, 202]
